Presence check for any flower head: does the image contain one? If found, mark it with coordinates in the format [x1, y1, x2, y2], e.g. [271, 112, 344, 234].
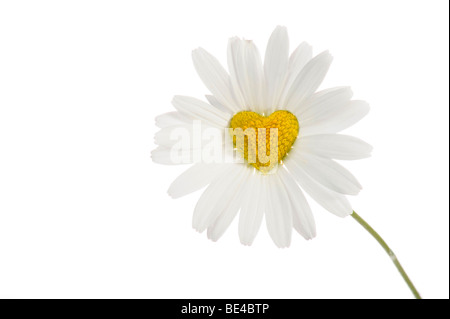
[152, 26, 372, 247]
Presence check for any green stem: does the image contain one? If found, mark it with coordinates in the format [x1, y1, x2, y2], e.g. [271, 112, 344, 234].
[351, 211, 421, 299]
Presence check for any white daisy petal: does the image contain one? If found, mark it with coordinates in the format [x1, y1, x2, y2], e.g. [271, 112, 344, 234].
[238, 171, 264, 245]
[227, 38, 264, 112]
[300, 100, 370, 136]
[285, 157, 353, 217]
[264, 26, 289, 113]
[227, 37, 246, 108]
[207, 167, 252, 241]
[278, 42, 313, 108]
[299, 134, 373, 160]
[192, 47, 240, 113]
[285, 51, 333, 113]
[291, 151, 362, 195]
[205, 95, 233, 115]
[264, 173, 293, 248]
[154, 121, 223, 149]
[168, 163, 227, 198]
[297, 86, 353, 121]
[278, 166, 316, 240]
[172, 95, 229, 127]
[242, 40, 264, 112]
[192, 164, 246, 233]
[151, 146, 192, 165]
[154, 124, 192, 148]
[155, 112, 192, 128]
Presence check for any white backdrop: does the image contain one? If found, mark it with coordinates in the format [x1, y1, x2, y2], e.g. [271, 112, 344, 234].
[0, 0, 448, 299]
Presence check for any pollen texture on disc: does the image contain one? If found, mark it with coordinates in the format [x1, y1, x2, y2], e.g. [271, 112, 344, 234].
[230, 110, 299, 172]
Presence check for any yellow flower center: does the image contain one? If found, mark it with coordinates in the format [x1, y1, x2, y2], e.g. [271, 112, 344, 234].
[230, 110, 299, 172]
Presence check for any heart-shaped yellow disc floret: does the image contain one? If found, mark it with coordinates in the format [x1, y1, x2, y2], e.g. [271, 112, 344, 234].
[230, 110, 299, 172]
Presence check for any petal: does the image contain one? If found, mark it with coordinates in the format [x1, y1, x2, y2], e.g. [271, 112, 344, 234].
[227, 38, 264, 112]
[154, 122, 222, 149]
[227, 37, 246, 109]
[207, 166, 252, 241]
[264, 26, 289, 113]
[291, 150, 362, 195]
[278, 42, 313, 108]
[278, 166, 316, 239]
[168, 163, 227, 198]
[297, 86, 353, 121]
[153, 124, 192, 148]
[242, 40, 265, 112]
[205, 95, 233, 115]
[155, 112, 192, 128]
[238, 171, 264, 245]
[192, 47, 240, 113]
[298, 134, 373, 160]
[151, 146, 192, 165]
[284, 156, 353, 217]
[300, 100, 370, 136]
[285, 51, 333, 114]
[192, 164, 245, 232]
[172, 95, 229, 127]
[264, 173, 293, 248]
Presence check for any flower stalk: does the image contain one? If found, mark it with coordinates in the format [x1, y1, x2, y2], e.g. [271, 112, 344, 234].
[351, 211, 421, 299]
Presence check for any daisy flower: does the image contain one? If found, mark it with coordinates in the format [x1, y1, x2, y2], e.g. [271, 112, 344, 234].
[151, 26, 423, 299]
[152, 26, 372, 248]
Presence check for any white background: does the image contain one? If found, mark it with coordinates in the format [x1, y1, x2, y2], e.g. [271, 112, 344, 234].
[0, 0, 448, 299]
